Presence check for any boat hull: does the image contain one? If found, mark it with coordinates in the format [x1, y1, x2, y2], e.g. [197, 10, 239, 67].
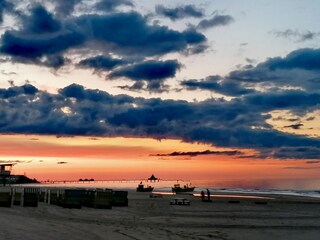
[137, 187, 154, 192]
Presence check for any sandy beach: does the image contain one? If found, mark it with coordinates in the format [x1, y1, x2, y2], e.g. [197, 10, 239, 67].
[0, 191, 319, 240]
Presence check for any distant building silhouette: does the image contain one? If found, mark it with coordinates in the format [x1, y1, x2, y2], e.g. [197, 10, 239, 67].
[148, 174, 159, 182]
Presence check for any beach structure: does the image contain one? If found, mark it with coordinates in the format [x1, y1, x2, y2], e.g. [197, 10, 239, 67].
[0, 187, 12, 207]
[39, 188, 46, 202]
[46, 188, 59, 205]
[0, 163, 14, 186]
[43, 187, 115, 209]
[23, 187, 39, 207]
[83, 188, 113, 209]
[0, 163, 38, 185]
[56, 188, 85, 208]
[112, 191, 128, 206]
[147, 174, 159, 182]
[11, 187, 39, 207]
[11, 187, 23, 206]
[0, 163, 13, 176]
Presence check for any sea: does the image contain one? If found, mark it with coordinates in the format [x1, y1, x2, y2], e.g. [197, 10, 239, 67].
[14, 178, 320, 199]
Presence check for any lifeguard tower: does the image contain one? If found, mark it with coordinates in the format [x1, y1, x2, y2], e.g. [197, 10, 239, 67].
[0, 163, 14, 176]
[0, 163, 14, 186]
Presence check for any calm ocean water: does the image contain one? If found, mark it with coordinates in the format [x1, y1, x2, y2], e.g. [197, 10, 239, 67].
[17, 178, 320, 198]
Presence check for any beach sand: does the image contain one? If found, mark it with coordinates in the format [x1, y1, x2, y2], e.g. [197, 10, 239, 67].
[0, 191, 319, 240]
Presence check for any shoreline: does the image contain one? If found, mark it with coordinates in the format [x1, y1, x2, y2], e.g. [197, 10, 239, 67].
[9, 182, 320, 200]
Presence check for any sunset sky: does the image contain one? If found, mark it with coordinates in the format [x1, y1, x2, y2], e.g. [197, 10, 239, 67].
[0, 0, 319, 181]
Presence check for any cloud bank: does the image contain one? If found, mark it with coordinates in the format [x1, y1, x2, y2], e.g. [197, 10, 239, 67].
[0, 83, 319, 160]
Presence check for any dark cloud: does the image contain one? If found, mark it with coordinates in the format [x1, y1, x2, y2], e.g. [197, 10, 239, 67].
[110, 60, 180, 81]
[118, 81, 171, 94]
[268, 147, 320, 160]
[155, 4, 204, 21]
[75, 12, 207, 57]
[0, 84, 320, 160]
[283, 123, 303, 130]
[42, 55, 67, 69]
[306, 116, 315, 121]
[228, 66, 278, 83]
[272, 29, 319, 42]
[54, 0, 80, 16]
[0, 7, 206, 70]
[181, 75, 255, 96]
[243, 48, 320, 73]
[0, 160, 23, 163]
[117, 81, 146, 92]
[24, 5, 61, 34]
[228, 48, 320, 92]
[0, 84, 38, 98]
[0, 4, 78, 67]
[94, 0, 134, 12]
[0, 30, 85, 61]
[306, 160, 320, 164]
[57, 161, 68, 164]
[184, 126, 320, 149]
[262, 48, 320, 71]
[243, 91, 320, 113]
[78, 55, 126, 71]
[287, 118, 300, 122]
[110, 60, 180, 92]
[58, 83, 126, 103]
[283, 166, 320, 170]
[88, 137, 100, 140]
[151, 149, 242, 157]
[197, 14, 234, 30]
[0, 0, 14, 23]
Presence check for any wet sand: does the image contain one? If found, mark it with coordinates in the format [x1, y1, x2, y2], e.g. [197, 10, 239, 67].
[0, 191, 319, 240]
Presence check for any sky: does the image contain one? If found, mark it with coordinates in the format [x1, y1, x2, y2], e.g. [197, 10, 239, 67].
[0, 0, 319, 181]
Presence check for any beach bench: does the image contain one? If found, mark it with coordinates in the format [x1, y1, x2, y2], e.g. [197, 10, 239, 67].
[170, 198, 190, 205]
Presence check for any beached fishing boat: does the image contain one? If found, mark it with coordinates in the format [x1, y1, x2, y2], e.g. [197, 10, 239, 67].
[172, 183, 195, 193]
[136, 183, 154, 192]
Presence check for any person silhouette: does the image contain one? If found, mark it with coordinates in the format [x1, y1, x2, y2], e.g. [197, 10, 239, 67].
[206, 189, 211, 201]
[201, 190, 205, 201]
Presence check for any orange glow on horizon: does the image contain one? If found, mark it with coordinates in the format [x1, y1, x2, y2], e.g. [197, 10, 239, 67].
[0, 134, 319, 181]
